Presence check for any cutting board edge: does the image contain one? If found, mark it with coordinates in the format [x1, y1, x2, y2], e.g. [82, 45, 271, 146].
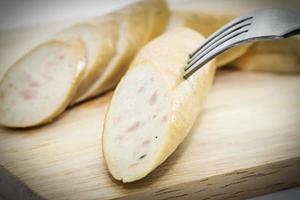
[117, 156, 300, 200]
[1, 156, 300, 200]
[0, 165, 43, 200]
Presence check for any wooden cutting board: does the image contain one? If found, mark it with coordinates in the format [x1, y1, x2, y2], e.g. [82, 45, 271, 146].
[1, 2, 300, 200]
[1, 70, 300, 200]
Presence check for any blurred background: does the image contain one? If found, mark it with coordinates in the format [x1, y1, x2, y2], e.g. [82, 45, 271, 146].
[0, 0, 300, 30]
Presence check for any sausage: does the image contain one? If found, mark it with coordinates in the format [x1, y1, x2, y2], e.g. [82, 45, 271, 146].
[75, 0, 170, 103]
[0, 0, 170, 127]
[52, 21, 118, 105]
[232, 38, 300, 73]
[102, 28, 216, 182]
[0, 41, 86, 127]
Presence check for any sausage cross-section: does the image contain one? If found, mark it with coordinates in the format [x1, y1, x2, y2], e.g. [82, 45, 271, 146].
[76, 0, 169, 103]
[102, 28, 216, 182]
[0, 0, 169, 127]
[0, 41, 86, 127]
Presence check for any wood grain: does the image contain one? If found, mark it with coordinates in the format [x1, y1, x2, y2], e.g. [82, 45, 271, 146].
[1, 69, 300, 200]
[1, 1, 300, 199]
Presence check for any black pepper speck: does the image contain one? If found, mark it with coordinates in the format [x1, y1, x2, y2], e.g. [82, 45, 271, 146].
[139, 154, 147, 159]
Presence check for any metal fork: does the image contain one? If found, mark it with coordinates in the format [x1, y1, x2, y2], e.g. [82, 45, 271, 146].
[184, 8, 300, 79]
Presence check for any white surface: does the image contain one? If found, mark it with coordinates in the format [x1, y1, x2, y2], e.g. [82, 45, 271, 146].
[0, 0, 138, 30]
[0, 0, 299, 199]
[1, 0, 300, 31]
[250, 187, 300, 200]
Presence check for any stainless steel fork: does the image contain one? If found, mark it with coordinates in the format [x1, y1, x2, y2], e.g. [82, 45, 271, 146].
[184, 8, 300, 79]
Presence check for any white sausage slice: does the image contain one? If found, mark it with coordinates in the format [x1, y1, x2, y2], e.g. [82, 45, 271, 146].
[76, 0, 170, 103]
[102, 28, 216, 182]
[0, 41, 86, 128]
[52, 21, 118, 105]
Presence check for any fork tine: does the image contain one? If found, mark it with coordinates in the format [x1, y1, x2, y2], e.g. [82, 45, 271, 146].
[185, 23, 251, 71]
[187, 19, 252, 65]
[183, 31, 248, 79]
[188, 16, 253, 59]
[186, 21, 252, 69]
[185, 8, 300, 79]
